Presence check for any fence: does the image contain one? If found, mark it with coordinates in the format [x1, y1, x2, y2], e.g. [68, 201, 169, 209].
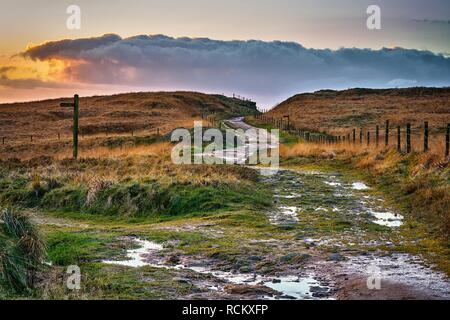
[232, 93, 253, 102]
[1, 116, 219, 146]
[254, 113, 450, 157]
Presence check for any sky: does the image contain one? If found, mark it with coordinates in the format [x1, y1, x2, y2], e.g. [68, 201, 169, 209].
[0, 0, 449, 107]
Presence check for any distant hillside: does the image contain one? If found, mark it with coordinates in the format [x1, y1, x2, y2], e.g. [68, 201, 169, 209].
[267, 87, 450, 134]
[0, 91, 258, 139]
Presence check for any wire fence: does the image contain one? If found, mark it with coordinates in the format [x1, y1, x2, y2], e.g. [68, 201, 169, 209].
[254, 113, 450, 157]
[0, 115, 220, 147]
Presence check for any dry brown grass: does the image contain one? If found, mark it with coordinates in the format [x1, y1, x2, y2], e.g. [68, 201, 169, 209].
[9, 143, 251, 188]
[280, 140, 367, 158]
[54, 141, 172, 160]
[0, 91, 255, 144]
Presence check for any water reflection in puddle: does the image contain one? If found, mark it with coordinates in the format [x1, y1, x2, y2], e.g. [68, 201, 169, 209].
[103, 239, 163, 268]
[366, 208, 403, 227]
[351, 182, 370, 190]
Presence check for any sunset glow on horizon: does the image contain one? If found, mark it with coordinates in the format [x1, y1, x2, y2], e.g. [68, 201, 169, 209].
[1, 0, 449, 107]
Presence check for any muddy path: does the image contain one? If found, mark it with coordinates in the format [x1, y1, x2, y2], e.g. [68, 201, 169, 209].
[99, 118, 449, 300]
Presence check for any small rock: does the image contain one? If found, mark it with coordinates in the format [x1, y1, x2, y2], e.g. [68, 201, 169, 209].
[272, 278, 281, 284]
[280, 253, 298, 263]
[310, 286, 330, 298]
[166, 254, 180, 264]
[328, 253, 346, 262]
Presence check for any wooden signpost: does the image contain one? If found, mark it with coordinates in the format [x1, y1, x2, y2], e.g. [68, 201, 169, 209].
[60, 94, 79, 160]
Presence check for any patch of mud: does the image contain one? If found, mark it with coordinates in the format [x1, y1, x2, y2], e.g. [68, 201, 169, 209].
[268, 206, 299, 225]
[28, 209, 89, 229]
[343, 253, 450, 299]
[314, 252, 450, 299]
[103, 237, 332, 300]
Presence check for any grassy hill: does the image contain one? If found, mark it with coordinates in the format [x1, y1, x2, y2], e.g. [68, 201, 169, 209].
[0, 91, 257, 159]
[267, 87, 450, 135]
[0, 91, 257, 139]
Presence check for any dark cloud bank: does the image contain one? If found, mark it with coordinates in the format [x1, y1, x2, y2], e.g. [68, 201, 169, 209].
[23, 34, 450, 106]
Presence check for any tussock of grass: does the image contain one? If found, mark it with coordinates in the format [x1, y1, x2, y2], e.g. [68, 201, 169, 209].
[0, 207, 46, 293]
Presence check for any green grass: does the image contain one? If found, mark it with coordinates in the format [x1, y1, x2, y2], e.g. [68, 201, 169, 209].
[46, 231, 119, 266]
[0, 175, 271, 219]
[0, 207, 46, 293]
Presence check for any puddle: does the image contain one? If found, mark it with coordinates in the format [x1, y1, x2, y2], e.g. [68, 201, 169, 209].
[265, 276, 326, 299]
[367, 208, 404, 227]
[268, 206, 299, 225]
[103, 237, 331, 299]
[342, 253, 450, 299]
[103, 238, 163, 268]
[325, 181, 341, 187]
[352, 182, 370, 190]
[275, 193, 302, 199]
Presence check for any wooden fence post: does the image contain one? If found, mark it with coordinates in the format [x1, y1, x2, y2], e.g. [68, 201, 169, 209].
[353, 129, 356, 144]
[2, 137, 4, 145]
[423, 121, 429, 152]
[446, 124, 449, 157]
[367, 131, 370, 146]
[376, 125, 379, 147]
[360, 128, 363, 144]
[385, 120, 390, 146]
[397, 126, 401, 151]
[283, 115, 290, 131]
[406, 123, 411, 153]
